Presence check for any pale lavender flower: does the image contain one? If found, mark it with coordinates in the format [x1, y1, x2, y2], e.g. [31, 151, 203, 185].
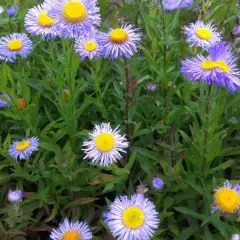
[98, 24, 141, 59]
[232, 25, 240, 36]
[181, 42, 240, 92]
[43, 0, 58, 8]
[0, 33, 33, 62]
[47, 0, 101, 38]
[8, 137, 39, 160]
[83, 123, 128, 166]
[50, 218, 92, 240]
[152, 177, 164, 190]
[0, 94, 10, 108]
[8, 189, 23, 203]
[24, 4, 59, 39]
[232, 234, 240, 240]
[147, 83, 158, 92]
[75, 33, 102, 60]
[184, 21, 222, 49]
[104, 194, 159, 240]
[163, 0, 194, 11]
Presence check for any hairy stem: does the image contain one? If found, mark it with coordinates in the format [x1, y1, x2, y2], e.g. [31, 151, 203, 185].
[125, 62, 130, 138]
[202, 85, 211, 175]
[160, 0, 168, 109]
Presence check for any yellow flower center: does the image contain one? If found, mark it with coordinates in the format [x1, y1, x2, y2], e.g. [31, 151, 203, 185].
[37, 12, 55, 27]
[16, 141, 30, 151]
[61, 230, 82, 240]
[62, 1, 87, 23]
[196, 28, 213, 40]
[214, 188, 240, 213]
[109, 29, 128, 44]
[8, 40, 23, 51]
[122, 207, 145, 229]
[84, 41, 97, 52]
[18, 98, 27, 110]
[201, 60, 230, 73]
[95, 133, 114, 152]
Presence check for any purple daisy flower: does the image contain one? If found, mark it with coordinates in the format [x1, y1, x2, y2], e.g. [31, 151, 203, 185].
[184, 21, 222, 49]
[8, 137, 39, 161]
[50, 218, 92, 240]
[163, 0, 194, 11]
[24, 4, 59, 39]
[82, 123, 129, 167]
[8, 189, 23, 203]
[152, 177, 164, 190]
[0, 33, 33, 62]
[0, 93, 10, 108]
[75, 32, 102, 60]
[47, 0, 101, 38]
[104, 193, 159, 240]
[211, 180, 240, 215]
[181, 42, 240, 92]
[98, 24, 141, 59]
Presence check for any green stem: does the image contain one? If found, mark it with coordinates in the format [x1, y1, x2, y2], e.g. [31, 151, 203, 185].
[124, 61, 131, 159]
[160, 0, 168, 109]
[202, 85, 211, 176]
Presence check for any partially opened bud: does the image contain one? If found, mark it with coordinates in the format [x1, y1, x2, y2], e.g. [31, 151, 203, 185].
[18, 98, 27, 110]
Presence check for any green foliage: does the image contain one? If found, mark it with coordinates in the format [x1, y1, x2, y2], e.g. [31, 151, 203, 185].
[0, 0, 239, 239]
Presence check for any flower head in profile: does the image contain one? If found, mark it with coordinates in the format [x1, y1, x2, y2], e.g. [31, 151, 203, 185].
[98, 24, 141, 59]
[50, 218, 92, 240]
[8, 189, 23, 203]
[8, 137, 39, 160]
[184, 21, 222, 49]
[24, 4, 58, 39]
[152, 177, 164, 190]
[75, 32, 102, 60]
[0, 33, 33, 62]
[47, 0, 101, 38]
[104, 194, 159, 240]
[163, 0, 194, 11]
[181, 42, 240, 92]
[0, 94, 10, 108]
[211, 180, 240, 214]
[83, 123, 128, 166]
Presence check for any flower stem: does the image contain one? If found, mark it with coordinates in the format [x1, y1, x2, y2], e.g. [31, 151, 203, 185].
[202, 85, 211, 176]
[124, 61, 131, 160]
[124, 62, 130, 137]
[160, 0, 168, 109]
